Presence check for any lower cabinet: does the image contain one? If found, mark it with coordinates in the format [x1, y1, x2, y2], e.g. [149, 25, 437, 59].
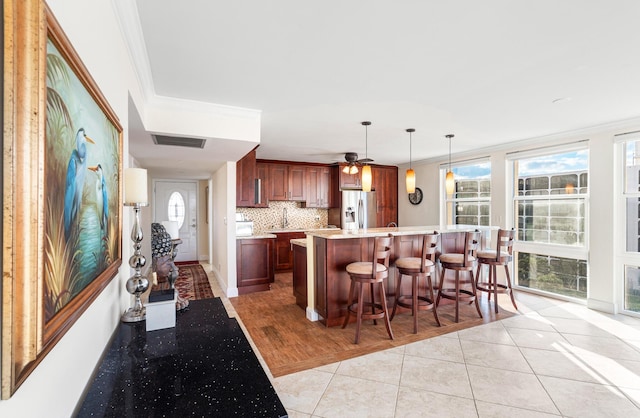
[274, 232, 306, 271]
[236, 237, 275, 295]
[292, 242, 307, 310]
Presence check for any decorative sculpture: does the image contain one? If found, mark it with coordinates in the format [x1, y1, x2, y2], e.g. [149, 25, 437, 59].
[151, 222, 188, 310]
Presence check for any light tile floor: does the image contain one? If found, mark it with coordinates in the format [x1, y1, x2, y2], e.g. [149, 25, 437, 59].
[204, 266, 640, 417]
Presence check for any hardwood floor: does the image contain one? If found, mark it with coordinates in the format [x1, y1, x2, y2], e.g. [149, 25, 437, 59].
[230, 271, 515, 377]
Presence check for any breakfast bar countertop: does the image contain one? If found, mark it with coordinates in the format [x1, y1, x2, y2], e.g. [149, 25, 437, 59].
[306, 225, 496, 239]
[236, 233, 277, 240]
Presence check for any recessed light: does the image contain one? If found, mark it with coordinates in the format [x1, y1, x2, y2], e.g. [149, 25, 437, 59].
[552, 97, 572, 104]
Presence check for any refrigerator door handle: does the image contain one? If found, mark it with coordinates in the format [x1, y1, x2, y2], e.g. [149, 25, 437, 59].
[358, 198, 364, 229]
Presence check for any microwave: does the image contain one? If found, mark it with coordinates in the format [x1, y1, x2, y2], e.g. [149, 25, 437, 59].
[235, 220, 254, 237]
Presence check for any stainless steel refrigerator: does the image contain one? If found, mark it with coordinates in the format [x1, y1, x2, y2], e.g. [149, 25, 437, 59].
[339, 190, 377, 230]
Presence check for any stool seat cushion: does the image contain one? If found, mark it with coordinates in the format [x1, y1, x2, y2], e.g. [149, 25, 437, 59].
[477, 250, 511, 261]
[439, 253, 476, 265]
[395, 257, 435, 270]
[346, 261, 388, 275]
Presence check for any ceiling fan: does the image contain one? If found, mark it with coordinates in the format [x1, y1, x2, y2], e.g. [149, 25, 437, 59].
[342, 152, 373, 174]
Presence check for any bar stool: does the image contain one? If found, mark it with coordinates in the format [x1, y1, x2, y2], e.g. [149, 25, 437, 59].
[391, 232, 440, 333]
[475, 228, 517, 313]
[436, 230, 482, 323]
[342, 234, 394, 344]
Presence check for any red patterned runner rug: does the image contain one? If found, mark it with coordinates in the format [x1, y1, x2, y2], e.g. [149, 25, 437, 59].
[174, 264, 215, 300]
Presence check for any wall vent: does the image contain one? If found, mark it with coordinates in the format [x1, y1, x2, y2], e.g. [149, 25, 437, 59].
[152, 135, 206, 149]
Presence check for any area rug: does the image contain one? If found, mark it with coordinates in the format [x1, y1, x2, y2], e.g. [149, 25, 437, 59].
[175, 263, 215, 300]
[231, 272, 516, 377]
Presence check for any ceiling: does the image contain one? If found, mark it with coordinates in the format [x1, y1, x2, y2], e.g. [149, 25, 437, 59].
[126, 0, 640, 177]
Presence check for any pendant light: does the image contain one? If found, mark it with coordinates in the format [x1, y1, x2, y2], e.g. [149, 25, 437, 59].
[361, 121, 372, 192]
[405, 128, 416, 193]
[445, 134, 455, 196]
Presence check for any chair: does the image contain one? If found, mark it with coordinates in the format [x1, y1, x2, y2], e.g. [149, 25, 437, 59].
[436, 230, 483, 323]
[475, 228, 517, 313]
[342, 234, 394, 344]
[391, 232, 440, 333]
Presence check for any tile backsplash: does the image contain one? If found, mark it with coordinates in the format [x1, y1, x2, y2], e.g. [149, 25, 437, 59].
[237, 201, 329, 233]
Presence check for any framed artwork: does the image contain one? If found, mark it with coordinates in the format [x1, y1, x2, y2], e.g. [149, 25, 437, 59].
[2, 2, 123, 398]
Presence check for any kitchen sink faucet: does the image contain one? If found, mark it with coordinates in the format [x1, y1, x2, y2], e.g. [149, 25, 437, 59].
[283, 207, 289, 228]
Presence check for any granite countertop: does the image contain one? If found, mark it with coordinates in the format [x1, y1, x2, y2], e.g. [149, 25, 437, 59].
[267, 227, 339, 233]
[290, 238, 307, 247]
[306, 225, 496, 239]
[236, 233, 277, 240]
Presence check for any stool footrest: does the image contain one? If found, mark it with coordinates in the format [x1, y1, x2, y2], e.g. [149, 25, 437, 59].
[438, 288, 477, 302]
[477, 282, 510, 293]
[396, 295, 435, 311]
[347, 302, 386, 321]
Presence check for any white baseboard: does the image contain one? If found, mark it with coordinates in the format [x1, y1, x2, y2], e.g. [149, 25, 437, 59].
[587, 298, 618, 314]
[306, 307, 320, 322]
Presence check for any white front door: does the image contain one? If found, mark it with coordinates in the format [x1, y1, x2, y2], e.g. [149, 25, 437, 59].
[154, 180, 198, 262]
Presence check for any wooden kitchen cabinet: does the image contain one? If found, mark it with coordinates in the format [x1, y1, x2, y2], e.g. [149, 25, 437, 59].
[266, 162, 307, 201]
[274, 231, 306, 271]
[236, 237, 275, 295]
[236, 147, 257, 207]
[292, 241, 307, 310]
[372, 165, 398, 227]
[336, 163, 362, 189]
[306, 165, 333, 208]
[255, 162, 269, 207]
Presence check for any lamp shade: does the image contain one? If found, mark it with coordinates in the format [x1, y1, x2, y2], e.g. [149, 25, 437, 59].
[406, 168, 415, 194]
[161, 220, 180, 239]
[445, 170, 455, 196]
[124, 168, 148, 204]
[361, 165, 372, 192]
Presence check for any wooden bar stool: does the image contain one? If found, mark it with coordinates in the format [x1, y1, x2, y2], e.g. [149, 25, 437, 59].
[342, 234, 394, 344]
[391, 232, 440, 333]
[436, 230, 482, 323]
[475, 228, 517, 313]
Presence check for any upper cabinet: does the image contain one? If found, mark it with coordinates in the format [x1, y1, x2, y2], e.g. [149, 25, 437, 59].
[307, 166, 332, 208]
[372, 165, 398, 227]
[336, 163, 362, 189]
[266, 163, 307, 201]
[236, 147, 257, 207]
[255, 162, 269, 208]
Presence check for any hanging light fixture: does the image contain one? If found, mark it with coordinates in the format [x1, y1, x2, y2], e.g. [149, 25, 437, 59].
[405, 128, 416, 194]
[445, 134, 455, 196]
[361, 121, 372, 192]
[342, 152, 359, 174]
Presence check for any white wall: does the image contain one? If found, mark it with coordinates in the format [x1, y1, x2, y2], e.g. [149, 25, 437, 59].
[210, 162, 238, 297]
[0, 0, 139, 415]
[398, 120, 640, 314]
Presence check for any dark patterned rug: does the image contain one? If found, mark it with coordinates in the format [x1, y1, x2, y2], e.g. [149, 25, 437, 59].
[175, 264, 215, 300]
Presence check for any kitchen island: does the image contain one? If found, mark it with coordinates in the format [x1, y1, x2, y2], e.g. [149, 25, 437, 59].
[306, 226, 493, 327]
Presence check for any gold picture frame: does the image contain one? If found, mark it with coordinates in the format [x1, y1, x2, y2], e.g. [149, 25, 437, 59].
[2, 1, 123, 398]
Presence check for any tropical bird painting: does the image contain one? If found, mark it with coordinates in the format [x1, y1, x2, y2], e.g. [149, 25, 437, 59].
[44, 37, 121, 322]
[64, 128, 95, 239]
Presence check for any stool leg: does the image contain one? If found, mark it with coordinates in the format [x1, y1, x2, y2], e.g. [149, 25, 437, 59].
[454, 270, 460, 323]
[379, 282, 394, 340]
[342, 279, 355, 329]
[492, 265, 499, 313]
[427, 274, 441, 326]
[470, 269, 483, 319]
[436, 267, 446, 307]
[412, 275, 418, 334]
[505, 264, 518, 310]
[487, 264, 492, 302]
[355, 281, 366, 344]
[391, 270, 402, 320]
[369, 283, 377, 326]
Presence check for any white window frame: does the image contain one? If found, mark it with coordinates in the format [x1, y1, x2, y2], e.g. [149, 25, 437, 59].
[506, 141, 590, 301]
[439, 157, 491, 227]
[614, 131, 640, 316]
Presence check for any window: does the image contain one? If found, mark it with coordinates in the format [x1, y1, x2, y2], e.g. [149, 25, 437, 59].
[621, 136, 640, 313]
[510, 145, 589, 300]
[167, 191, 186, 229]
[442, 160, 491, 226]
